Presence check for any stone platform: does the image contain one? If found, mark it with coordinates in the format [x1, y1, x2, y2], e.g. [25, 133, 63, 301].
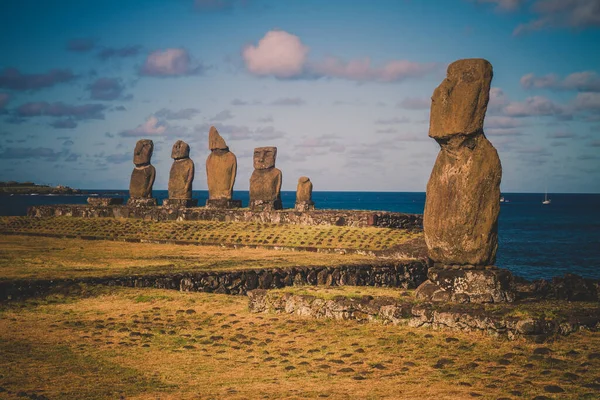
[248, 289, 600, 342]
[27, 204, 423, 229]
[0, 261, 428, 301]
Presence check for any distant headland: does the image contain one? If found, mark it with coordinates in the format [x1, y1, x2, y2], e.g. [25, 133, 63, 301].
[0, 181, 81, 195]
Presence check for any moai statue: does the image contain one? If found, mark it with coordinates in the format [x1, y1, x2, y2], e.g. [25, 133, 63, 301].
[415, 58, 514, 303]
[128, 139, 157, 206]
[295, 176, 314, 212]
[205, 126, 241, 208]
[163, 140, 198, 208]
[249, 146, 282, 211]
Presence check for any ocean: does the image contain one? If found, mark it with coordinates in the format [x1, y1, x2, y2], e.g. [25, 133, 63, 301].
[1, 190, 598, 281]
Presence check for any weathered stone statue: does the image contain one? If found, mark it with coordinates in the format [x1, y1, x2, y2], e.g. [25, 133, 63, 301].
[128, 139, 157, 206]
[205, 126, 241, 208]
[415, 58, 514, 303]
[295, 176, 314, 211]
[163, 140, 198, 208]
[249, 146, 282, 211]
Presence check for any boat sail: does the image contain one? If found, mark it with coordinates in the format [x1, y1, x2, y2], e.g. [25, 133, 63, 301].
[542, 189, 551, 205]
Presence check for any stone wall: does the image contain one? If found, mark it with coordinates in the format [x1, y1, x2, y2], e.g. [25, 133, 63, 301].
[27, 205, 423, 230]
[0, 261, 428, 301]
[248, 290, 600, 341]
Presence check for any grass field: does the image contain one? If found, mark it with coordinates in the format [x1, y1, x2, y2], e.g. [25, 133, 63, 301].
[0, 234, 382, 280]
[1, 286, 599, 399]
[0, 216, 422, 252]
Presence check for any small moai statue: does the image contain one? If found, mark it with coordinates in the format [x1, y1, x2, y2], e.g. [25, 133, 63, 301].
[163, 140, 198, 208]
[295, 176, 314, 212]
[127, 139, 157, 206]
[249, 146, 282, 211]
[415, 58, 514, 304]
[205, 126, 241, 208]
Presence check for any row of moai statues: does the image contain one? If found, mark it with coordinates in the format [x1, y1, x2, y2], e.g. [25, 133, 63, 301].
[416, 58, 514, 304]
[127, 126, 315, 211]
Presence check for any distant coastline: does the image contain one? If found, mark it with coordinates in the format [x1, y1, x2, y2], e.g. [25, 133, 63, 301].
[0, 181, 82, 196]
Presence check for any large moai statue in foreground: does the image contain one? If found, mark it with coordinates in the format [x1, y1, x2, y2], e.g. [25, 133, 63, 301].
[415, 58, 514, 303]
[205, 126, 241, 208]
[295, 176, 314, 211]
[128, 139, 157, 206]
[163, 140, 198, 208]
[249, 147, 282, 211]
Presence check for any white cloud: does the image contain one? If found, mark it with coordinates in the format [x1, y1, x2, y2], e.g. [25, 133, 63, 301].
[243, 30, 438, 82]
[521, 71, 600, 92]
[210, 109, 234, 121]
[120, 115, 167, 137]
[141, 49, 203, 76]
[514, 0, 600, 35]
[504, 96, 568, 118]
[242, 30, 309, 78]
[574, 92, 600, 111]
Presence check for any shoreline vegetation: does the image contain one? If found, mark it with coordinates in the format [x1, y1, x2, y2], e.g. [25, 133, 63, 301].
[0, 181, 81, 196]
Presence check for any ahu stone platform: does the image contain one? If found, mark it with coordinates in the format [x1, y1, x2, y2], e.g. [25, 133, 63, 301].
[27, 204, 423, 230]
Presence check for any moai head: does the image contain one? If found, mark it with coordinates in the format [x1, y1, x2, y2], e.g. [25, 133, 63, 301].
[429, 58, 493, 141]
[209, 126, 228, 151]
[298, 176, 310, 185]
[171, 140, 190, 160]
[253, 147, 277, 170]
[133, 139, 154, 166]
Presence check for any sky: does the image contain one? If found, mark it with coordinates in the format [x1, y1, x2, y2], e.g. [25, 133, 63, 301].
[0, 0, 599, 193]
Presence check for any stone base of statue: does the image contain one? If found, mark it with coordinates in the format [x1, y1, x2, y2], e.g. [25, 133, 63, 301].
[415, 265, 515, 304]
[163, 198, 198, 208]
[250, 199, 282, 211]
[87, 197, 124, 206]
[294, 201, 315, 212]
[206, 199, 242, 209]
[127, 198, 157, 207]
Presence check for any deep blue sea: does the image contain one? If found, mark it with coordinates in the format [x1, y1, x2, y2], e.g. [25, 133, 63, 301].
[1, 190, 599, 281]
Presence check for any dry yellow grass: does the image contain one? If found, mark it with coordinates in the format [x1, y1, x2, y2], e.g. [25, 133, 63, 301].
[0, 216, 422, 251]
[1, 287, 599, 399]
[0, 234, 382, 280]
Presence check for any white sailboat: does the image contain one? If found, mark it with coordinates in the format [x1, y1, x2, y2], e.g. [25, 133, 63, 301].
[542, 189, 551, 205]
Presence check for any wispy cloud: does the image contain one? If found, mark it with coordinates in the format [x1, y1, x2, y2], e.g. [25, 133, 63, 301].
[270, 97, 305, 106]
[396, 97, 430, 110]
[470, 0, 525, 12]
[15, 102, 106, 119]
[243, 30, 439, 82]
[504, 96, 570, 118]
[195, 122, 286, 141]
[210, 109, 234, 121]
[119, 115, 166, 137]
[98, 45, 142, 60]
[0, 68, 75, 91]
[66, 38, 96, 52]
[0, 147, 67, 161]
[87, 77, 129, 100]
[514, 0, 600, 35]
[140, 49, 205, 76]
[50, 119, 78, 129]
[0, 93, 9, 109]
[155, 108, 201, 120]
[374, 116, 410, 125]
[521, 71, 600, 92]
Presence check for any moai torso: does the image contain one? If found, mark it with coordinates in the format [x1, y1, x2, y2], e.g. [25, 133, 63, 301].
[250, 168, 282, 202]
[129, 139, 155, 199]
[206, 127, 237, 200]
[423, 59, 501, 266]
[295, 176, 313, 203]
[206, 150, 237, 200]
[168, 140, 194, 199]
[249, 147, 282, 205]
